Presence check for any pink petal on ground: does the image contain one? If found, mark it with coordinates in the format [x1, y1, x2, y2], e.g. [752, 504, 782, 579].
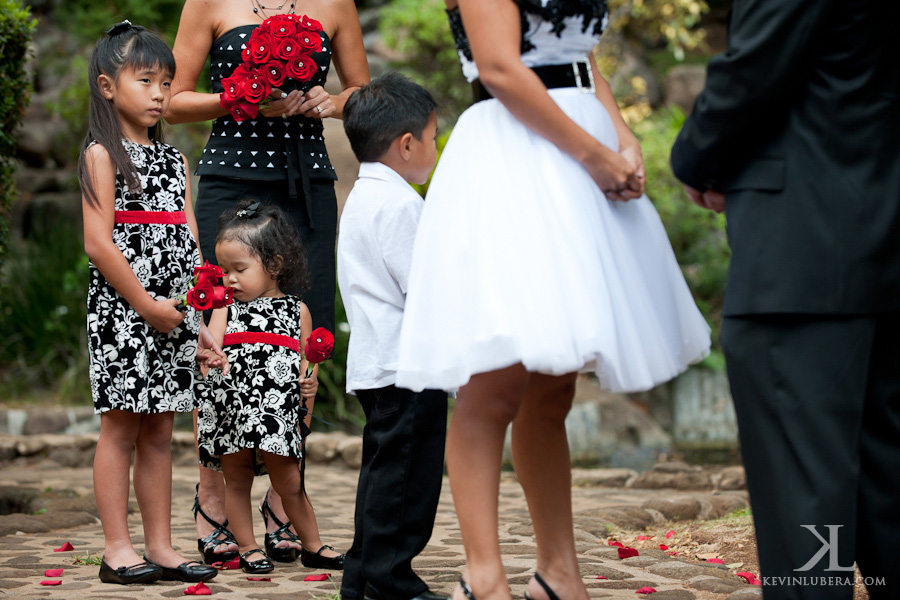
[636, 535, 651, 541]
[658, 545, 669, 550]
[44, 569, 64, 577]
[617, 547, 639, 559]
[665, 531, 675, 539]
[53, 542, 74, 552]
[185, 581, 212, 595]
[635, 587, 657, 594]
[608, 541, 624, 547]
[666, 551, 679, 556]
[304, 574, 330, 581]
[706, 558, 725, 564]
[40, 580, 62, 586]
[595, 576, 609, 580]
[736, 572, 756, 584]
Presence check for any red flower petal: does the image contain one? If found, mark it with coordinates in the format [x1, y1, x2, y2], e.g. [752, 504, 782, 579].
[665, 530, 675, 539]
[636, 535, 651, 540]
[617, 547, 640, 559]
[635, 587, 657, 594]
[304, 574, 330, 581]
[40, 580, 62, 586]
[53, 542, 74, 552]
[608, 540, 624, 547]
[213, 557, 240, 570]
[185, 581, 212, 595]
[658, 544, 669, 550]
[706, 558, 725, 564]
[247, 577, 271, 581]
[751, 579, 762, 585]
[736, 572, 756, 584]
[595, 575, 609, 580]
[666, 551, 678, 556]
[44, 569, 64, 577]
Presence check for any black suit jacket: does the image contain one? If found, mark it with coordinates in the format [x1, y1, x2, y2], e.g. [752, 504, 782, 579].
[671, 0, 900, 316]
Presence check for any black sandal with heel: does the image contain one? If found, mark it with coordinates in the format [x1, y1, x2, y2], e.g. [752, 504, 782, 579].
[192, 483, 239, 565]
[524, 573, 562, 600]
[259, 489, 302, 562]
[459, 577, 477, 600]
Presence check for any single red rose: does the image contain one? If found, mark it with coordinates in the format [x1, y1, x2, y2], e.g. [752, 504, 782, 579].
[257, 17, 273, 35]
[298, 15, 323, 32]
[297, 30, 322, 53]
[185, 581, 212, 595]
[617, 547, 639, 559]
[244, 72, 271, 104]
[221, 75, 247, 103]
[263, 60, 287, 87]
[53, 542, 74, 552]
[736, 572, 756, 584]
[269, 17, 295, 37]
[186, 280, 214, 311]
[229, 101, 260, 122]
[248, 31, 275, 65]
[273, 36, 302, 62]
[635, 587, 657, 594]
[40, 580, 62, 586]
[303, 574, 330, 581]
[304, 327, 334, 364]
[44, 569, 64, 577]
[658, 544, 669, 550]
[706, 558, 725, 564]
[210, 286, 235, 309]
[607, 541, 624, 548]
[194, 261, 224, 285]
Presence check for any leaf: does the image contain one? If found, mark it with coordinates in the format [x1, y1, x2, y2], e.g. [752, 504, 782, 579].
[696, 552, 719, 560]
[726, 562, 743, 569]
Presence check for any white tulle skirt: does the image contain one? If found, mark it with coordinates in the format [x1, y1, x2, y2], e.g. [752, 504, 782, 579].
[395, 88, 711, 393]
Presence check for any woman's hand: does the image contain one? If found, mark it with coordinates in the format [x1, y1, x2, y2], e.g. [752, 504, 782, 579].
[582, 144, 644, 202]
[142, 298, 185, 333]
[258, 89, 305, 119]
[619, 144, 646, 197]
[300, 371, 318, 401]
[297, 86, 335, 119]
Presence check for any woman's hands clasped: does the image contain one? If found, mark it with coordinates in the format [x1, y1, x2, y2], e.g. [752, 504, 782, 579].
[258, 86, 335, 120]
[582, 142, 646, 202]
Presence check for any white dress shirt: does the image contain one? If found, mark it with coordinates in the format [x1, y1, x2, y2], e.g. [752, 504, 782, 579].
[337, 162, 423, 394]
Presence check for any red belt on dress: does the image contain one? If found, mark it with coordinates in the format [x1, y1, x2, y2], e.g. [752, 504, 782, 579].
[223, 332, 301, 353]
[114, 210, 187, 224]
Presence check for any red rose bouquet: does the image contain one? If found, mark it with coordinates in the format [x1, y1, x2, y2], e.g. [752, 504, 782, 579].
[304, 327, 334, 378]
[220, 14, 324, 121]
[177, 261, 235, 311]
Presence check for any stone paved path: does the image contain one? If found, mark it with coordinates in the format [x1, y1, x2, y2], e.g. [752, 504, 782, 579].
[0, 461, 761, 600]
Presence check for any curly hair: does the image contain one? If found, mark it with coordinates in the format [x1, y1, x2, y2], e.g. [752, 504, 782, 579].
[215, 198, 310, 293]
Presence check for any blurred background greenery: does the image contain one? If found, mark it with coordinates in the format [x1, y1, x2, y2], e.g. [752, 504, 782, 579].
[1, 0, 731, 429]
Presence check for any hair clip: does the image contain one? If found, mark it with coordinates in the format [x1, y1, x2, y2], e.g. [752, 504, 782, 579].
[105, 20, 134, 36]
[237, 202, 261, 218]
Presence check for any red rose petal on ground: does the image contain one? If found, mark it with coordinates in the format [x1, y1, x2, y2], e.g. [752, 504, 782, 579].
[665, 530, 675, 539]
[304, 574, 330, 581]
[635, 587, 657, 594]
[213, 557, 239, 570]
[185, 581, 212, 595]
[617, 547, 639, 559]
[658, 544, 669, 550]
[751, 579, 761, 585]
[608, 541, 624, 547]
[44, 569, 64, 577]
[666, 551, 678, 556]
[595, 575, 609, 580]
[706, 558, 725, 564]
[247, 577, 271, 581]
[736, 572, 756, 584]
[53, 542, 74, 552]
[40, 580, 62, 586]
[637, 535, 651, 540]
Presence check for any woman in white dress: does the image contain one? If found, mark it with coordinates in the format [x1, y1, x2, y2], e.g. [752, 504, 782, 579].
[395, 2, 711, 600]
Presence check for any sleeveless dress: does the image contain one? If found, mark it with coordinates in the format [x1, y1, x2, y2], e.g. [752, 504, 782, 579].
[395, 0, 711, 394]
[87, 140, 202, 414]
[197, 295, 308, 471]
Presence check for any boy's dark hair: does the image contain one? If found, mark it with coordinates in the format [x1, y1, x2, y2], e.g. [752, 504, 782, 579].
[216, 198, 310, 293]
[342, 72, 439, 163]
[77, 22, 177, 207]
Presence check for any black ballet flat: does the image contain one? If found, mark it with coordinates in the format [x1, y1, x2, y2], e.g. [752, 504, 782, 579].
[240, 549, 275, 574]
[192, 483, 239, 564]
[143, 555, 218, 583]
[259, 489, 301, 562]
[524, 573, 562, 600]
[98, 558, 162, 585]
[300, 544, 345, 570]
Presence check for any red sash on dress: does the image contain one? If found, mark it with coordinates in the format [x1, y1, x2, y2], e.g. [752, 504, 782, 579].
[223, 332, 301, 353]
[114, 211, 187, 224]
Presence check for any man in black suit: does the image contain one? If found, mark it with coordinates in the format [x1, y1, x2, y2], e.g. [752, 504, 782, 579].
[671, 1, 900, 598]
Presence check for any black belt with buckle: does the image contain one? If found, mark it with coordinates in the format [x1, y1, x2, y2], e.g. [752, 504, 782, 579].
[472, 58, 595, 103]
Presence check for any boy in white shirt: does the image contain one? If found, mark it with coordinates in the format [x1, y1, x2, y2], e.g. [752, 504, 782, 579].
[337, 73, 447, 600]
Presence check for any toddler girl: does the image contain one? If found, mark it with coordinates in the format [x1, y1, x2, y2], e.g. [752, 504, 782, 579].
[197, 199, 343, 574]
[78, 21, 217, 585]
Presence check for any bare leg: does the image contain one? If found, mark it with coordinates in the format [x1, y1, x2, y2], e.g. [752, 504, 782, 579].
[220, 450, 260, 556]
[135, 412, 195, 567]
[94, 410, 143, 568]
[447, 364, 530, 600]
[193, 409, 239, 556]
[512, 374, 588, 600]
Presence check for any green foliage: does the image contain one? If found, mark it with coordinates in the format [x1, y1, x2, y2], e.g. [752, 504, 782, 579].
[632, 107, 729, 357]
[0, 217, 91, 402]
[54, 0, 184, 44]
[312, 288, 364, 431]
[0, 0, 36, 266]
[378, 0, 470, 120]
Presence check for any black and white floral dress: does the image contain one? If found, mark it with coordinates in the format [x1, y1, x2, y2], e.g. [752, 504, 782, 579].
[88, 140, 201, 414]
[197, 295, 307, 472]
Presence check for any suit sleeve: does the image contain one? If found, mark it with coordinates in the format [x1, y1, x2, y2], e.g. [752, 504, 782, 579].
[670, 0, 836, 190]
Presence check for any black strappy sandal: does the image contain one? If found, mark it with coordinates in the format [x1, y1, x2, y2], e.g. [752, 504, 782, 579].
[192, 483, 239, 565]
[459, 577, 477, 600]
[524, 573, 562, 600]
[259, 489, 302, 562]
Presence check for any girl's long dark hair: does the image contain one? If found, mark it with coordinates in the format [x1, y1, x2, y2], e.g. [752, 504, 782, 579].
[77, 23, 176, 207]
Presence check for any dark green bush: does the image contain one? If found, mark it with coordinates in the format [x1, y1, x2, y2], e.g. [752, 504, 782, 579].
[0, 0, 36, 266]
